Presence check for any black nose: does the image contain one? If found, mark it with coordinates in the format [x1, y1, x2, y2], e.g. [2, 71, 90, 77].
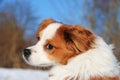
[24, 49, 31, 58]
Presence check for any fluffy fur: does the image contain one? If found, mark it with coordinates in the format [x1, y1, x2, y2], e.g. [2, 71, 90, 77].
[23, 19, 120, 80]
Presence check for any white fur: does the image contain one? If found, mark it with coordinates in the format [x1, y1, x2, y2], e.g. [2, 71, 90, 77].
[49, 36, 120, 80]
[23, 22, 120, 80]
[23, 23, 62, 67]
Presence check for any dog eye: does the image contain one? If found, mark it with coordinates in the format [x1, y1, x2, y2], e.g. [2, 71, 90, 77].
[46, 44, 54, 50]
[37, 37, 40, 40]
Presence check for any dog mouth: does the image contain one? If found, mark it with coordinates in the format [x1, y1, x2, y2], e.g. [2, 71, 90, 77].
[38, 64, 53, 70]
[23, 55, 53, 70]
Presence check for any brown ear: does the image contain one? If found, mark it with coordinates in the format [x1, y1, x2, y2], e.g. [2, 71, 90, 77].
[63, 25, 95, 54]
[36, 18, 55, 40]
[39, 18, 55, 31]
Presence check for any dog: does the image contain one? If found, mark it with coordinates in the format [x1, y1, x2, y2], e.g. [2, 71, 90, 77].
[23, 18, 120, 80]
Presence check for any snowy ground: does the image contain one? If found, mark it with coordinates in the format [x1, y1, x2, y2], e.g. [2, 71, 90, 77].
[0, 68, 48, 80]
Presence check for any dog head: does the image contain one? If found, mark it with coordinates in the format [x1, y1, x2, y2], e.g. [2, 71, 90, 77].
[23, 18, 95, 69]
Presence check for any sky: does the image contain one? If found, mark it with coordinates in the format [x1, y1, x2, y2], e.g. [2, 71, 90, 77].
[3, 0, 119, 38]
[29, 0, 91, 37]
[0, 0, 87, 37]
[30, 0, 84, 25]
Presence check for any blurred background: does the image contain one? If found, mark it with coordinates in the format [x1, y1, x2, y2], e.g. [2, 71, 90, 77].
[0, 0, 120, 70]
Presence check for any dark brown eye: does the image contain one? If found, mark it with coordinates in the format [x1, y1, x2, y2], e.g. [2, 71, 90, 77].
[46, 44, 54, 50]
[36, 36, 40, 40]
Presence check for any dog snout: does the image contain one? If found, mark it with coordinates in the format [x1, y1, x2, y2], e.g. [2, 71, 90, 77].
[23, 49, 31, 58]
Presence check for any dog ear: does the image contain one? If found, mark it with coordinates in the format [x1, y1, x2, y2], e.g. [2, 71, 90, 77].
[39, 18, 55, 30]
[63, 25, 95, 54]
[36, 18, 55, 40]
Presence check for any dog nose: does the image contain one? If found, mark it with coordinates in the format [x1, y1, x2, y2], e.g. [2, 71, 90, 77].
[24, 49, 31, 58]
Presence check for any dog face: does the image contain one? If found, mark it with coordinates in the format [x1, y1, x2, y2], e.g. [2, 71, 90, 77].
[23, 19, 95, 69]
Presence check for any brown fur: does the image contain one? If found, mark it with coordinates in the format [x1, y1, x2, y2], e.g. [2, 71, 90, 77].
[44, 34, 76, 65]
[44, 24, 95, 65]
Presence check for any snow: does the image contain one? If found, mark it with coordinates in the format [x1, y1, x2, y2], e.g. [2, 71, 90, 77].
[0, 68, 49, 80]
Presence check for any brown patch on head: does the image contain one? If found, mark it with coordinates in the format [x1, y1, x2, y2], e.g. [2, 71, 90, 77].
[43, 33, 76, 65]
[63, 25, 95, 53]
[36, 18, 55, 40]
[44, 24, 95, 65]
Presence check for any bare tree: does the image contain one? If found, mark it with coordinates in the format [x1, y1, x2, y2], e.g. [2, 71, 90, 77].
[84, 0, 120, 60]
[0, 1, 38, 68]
